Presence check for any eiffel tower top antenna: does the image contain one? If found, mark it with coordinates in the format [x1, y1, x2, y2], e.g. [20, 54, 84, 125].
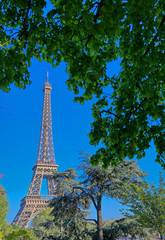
[47, 71, 49, 82]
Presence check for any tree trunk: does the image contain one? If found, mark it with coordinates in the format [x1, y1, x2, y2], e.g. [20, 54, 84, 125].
[97, 197, 103, 240]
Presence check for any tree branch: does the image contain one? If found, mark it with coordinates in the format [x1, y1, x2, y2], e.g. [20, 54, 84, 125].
[100, 110, 120, 119]
[127, 97, 147, 122]
[0, 31, 20, 47]
[132, 98, 147, 114]
[143, 14, 165, 56]
[86, 219, 97, 224]
[74, 186, 97, 210]
[23, 0, 31, 34]
[94, 0, 104, 23]
[102, 92, 112, 97]
[89, 1, 100, 11]
[85, 34, 93, 47]
[9, 31, 20, 38]
[70, 31, 76, 40]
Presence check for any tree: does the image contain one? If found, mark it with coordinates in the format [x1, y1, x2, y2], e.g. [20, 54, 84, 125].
[63, 217, 94, 240]
[76, 153, 145, 240]
[49, 168, 92, 238]
[49, 153, 145, 240]
[33, 212, 95, 240]
[32, 207, 62, 240]
[31, 168, 93, 239]
[103, 218, 156, 240]
[121, 170, 165, 240]
[32, 207, 57, 238]
[1, 0, 165, 167]
[4, 228, 37, 240]
[0, 184, 9, 237]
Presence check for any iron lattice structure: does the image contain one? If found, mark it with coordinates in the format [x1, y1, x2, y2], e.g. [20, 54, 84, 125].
[12, 78, 58, 228]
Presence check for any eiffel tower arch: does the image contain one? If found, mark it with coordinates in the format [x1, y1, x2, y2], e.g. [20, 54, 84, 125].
[12, 75, 58, 228]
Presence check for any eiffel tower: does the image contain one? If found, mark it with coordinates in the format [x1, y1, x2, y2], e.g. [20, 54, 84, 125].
[12, 74, 58, 228]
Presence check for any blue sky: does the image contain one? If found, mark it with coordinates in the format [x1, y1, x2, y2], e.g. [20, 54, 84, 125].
[0, 58, 163, 223]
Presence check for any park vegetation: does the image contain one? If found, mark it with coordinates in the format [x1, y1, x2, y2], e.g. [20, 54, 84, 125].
[0, 0, 165, 167]
[1, 154, 164, 240]
[121, 170, 165, 240]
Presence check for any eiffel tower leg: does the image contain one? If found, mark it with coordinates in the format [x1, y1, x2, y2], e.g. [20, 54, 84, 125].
[12, 209, 33, 229]
[12, 202, 35, 228]
[27, 167, 43, 195]
[12, 196, 48, 228]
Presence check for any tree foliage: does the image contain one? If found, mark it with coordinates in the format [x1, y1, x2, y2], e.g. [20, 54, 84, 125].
[32, 205, 93, 240]
[32, 208, 61, 240]
[77, 153, 145, 240]
[63, 217, 94, 240]
[4, 227, 37, 240]
[1, 0, 165, 167]
[121, 170, 165, 240]
[50, 168, 91, 221]
[103, 218, 156, 240]
[31, 168, 92, 239]
[0, 185, 9, 236]
[48, 153, 145, 240]
[32, 208, 53, 229]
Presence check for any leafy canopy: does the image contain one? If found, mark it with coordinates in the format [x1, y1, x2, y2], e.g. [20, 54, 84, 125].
[50, 168, 91, 222]
[103, 218, 156, 240]
[0, 185, 9, 233]
[1, 0, 165, 167]
[5, 228, 37, 240]
[78, 153, 145, 201]
[121, 170, 165, 239]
